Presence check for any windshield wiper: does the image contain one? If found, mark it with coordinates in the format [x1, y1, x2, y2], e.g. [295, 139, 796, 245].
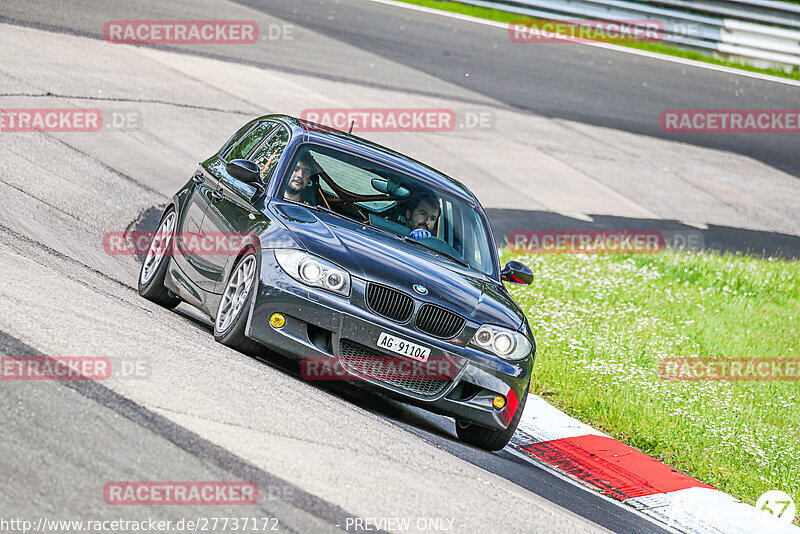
[402, 237, 471, 269]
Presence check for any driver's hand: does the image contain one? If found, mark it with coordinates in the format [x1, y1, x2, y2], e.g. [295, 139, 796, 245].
[410, 229, 432, 240]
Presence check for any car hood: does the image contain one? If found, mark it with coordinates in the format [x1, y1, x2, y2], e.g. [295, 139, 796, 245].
[271, 202, 524, 329]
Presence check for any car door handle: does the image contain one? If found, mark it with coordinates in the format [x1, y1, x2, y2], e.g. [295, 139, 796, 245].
[192, 173, 205, 184]
[211, 188, 224, 201]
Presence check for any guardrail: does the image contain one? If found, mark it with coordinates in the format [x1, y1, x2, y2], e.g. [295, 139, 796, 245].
[721, 19, 800, 69]
[647, 0, 800, 31]
[459, 0, 800, 71]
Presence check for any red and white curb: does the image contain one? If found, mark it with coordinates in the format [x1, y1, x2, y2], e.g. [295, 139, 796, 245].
[511, 395, 799, 533]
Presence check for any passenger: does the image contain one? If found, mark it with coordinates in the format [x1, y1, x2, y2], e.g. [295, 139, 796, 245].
[282, 153, 317, 205]
[404, 193, 440, 240]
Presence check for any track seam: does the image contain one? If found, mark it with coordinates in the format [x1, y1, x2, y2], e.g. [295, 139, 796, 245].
[0, 329, 382, 533]
[0, 16, 504, 110]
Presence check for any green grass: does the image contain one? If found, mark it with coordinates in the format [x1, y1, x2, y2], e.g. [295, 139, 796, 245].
[499, 247, 800, 524]
[395, 0, 800, 81]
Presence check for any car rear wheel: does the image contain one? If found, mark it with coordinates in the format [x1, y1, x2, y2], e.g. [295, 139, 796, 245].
[214, 251, 261, 355]
[455, 387, 528, 452]
[138, 207, 181, 309]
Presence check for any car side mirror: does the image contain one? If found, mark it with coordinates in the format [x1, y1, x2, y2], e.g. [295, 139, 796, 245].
[501, 261, 534, 285]
[226, 159, 261, 184]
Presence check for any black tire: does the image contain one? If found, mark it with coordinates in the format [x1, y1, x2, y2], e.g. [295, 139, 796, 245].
[456, 386, 529, 451]
[137, 207, 180, 309]
[213, 250, 262, 355]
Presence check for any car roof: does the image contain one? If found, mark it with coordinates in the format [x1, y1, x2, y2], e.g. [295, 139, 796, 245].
[259, 114, 479, 204]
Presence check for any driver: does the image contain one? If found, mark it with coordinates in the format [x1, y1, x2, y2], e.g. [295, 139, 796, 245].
[404, 193, 440, 240]
[282, 153, 317, 205]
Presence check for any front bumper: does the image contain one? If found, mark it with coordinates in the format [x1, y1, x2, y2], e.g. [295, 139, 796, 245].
[246, 251, 533, 431]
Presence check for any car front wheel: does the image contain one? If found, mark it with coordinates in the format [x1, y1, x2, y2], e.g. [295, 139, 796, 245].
[455, 387, 528, 452]
[214, 250, 261, 355]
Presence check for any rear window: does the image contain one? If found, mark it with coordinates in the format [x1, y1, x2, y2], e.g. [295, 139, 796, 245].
[250, 127, 290, 181]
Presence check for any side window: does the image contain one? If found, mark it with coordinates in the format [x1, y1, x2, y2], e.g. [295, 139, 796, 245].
[223, 121, 276, 162]
[218, 121, 253, 157]
[251, 127, 290, 180]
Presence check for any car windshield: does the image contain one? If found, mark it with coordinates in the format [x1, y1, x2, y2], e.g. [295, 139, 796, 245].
[278, 144, 495, 276]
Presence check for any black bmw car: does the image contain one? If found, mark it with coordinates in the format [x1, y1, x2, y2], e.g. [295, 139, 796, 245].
[138, 114, 536, 451]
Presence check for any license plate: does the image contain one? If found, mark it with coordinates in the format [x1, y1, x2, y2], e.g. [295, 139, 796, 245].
[376, 332, 430, 363]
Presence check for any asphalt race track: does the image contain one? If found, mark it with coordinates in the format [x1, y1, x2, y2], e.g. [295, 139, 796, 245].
[0, 0, 798, 533]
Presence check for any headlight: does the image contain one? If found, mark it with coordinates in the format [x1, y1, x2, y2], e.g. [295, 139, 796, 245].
[470, 324, 531, 361]
[300, 259, 322, 283]
[274, 249, 351, 297]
